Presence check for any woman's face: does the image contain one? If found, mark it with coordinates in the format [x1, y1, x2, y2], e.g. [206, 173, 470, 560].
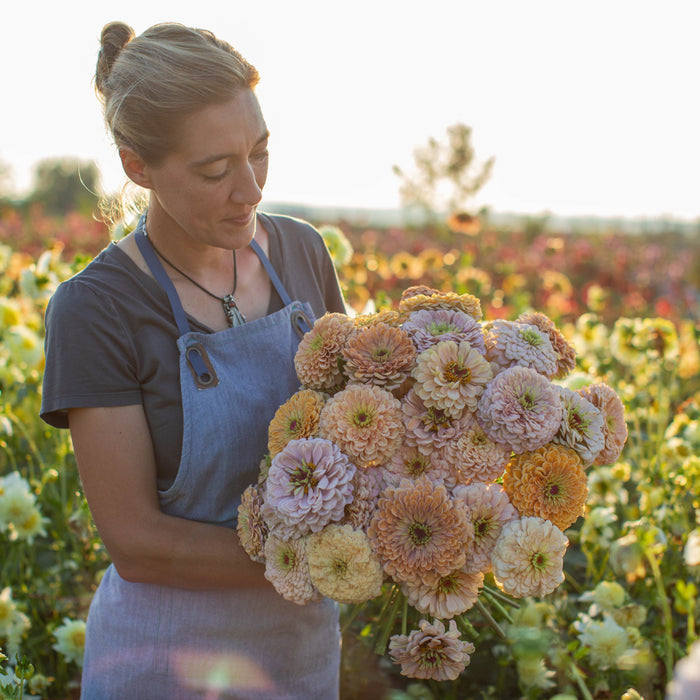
[144, 89, 269, 250]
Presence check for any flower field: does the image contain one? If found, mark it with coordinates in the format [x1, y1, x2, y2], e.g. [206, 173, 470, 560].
[1, 206, 698, 699]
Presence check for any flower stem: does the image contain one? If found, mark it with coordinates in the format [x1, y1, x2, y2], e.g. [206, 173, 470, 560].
[483, 583, 520, 608]
[373, 585, 404, 654]
[645, 548, 675, 682]
[482, 590, 514, 624]
[566, 656, 594, 700]
[475, 597, 506, 639]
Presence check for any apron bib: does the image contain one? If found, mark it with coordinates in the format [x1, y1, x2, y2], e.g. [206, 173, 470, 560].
[80, 215, 340, 699]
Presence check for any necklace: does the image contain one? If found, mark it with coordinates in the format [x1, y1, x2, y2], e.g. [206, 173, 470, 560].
[143, 224, 246, 327]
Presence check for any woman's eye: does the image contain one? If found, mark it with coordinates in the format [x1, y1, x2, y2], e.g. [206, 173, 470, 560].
[202, 170, 228, 182]
[252, 150, 269, 162]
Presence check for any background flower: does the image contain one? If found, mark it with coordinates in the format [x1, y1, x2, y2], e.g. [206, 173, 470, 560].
[52, 618, 86, 667]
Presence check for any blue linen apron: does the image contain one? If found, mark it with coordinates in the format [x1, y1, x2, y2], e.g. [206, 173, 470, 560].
[80, 215, 341, 699]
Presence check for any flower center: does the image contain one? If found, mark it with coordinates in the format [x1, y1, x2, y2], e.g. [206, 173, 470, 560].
[332, 558, 348, 576]
[352, 407, 375, 428]
[427, 321, 458, 336]
[568, 408, 589, 433]
[288, 418, 300, 433]
[474, 517, 492, 539]
[520, 328, 543, 346]
[444, 360, 472, 385]
[408, 520, 433, 547]
[519, 390, 536, 410]
[529, 551, 548, 571]
[289, 460, 319, 495]
[426, 407, 451, 432]
[371, 346, 392, 362]
[545, 481, 563, 500]
[310, 334, 326, 351]
[280, 548, 297, 570]
[418, 640, 447, 668]
[406, 456, 429, 476]
[437, 573, 458, 594]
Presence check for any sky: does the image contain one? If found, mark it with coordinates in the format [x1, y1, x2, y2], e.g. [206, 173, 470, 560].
[2, 0, 699, 220]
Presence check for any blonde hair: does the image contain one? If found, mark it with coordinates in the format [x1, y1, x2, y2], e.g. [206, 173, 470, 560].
[95, 21, 260, 166]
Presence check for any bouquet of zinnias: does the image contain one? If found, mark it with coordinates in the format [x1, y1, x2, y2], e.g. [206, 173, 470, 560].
[237, 286, 628, 682]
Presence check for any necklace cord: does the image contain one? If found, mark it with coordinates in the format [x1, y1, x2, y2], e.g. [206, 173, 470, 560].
[143, 224, 246, 326]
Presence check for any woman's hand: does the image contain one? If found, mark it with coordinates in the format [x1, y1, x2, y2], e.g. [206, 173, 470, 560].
[68, 404, 268, 589]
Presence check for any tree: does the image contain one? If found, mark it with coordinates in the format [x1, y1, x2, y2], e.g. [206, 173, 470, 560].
[27, 158, 101, 216]
[393, 123, 494, 224]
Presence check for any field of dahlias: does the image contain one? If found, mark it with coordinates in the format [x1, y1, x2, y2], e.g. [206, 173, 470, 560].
[1, 205, 698, 699]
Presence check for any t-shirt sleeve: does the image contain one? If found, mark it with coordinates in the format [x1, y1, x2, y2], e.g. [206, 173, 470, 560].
[40, 278, 143, 428]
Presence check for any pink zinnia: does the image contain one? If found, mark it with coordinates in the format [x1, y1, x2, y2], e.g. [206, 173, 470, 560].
[577, 383, 628, 465]
[476, 366, 563, 454]
[264, 438, 355, 537]
[402, 308, 486, 354]
[441, 422, 512, 485]
[484, 320, 559, 378]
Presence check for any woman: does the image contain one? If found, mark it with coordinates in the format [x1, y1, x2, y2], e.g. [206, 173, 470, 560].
[41, 21, 346, 699]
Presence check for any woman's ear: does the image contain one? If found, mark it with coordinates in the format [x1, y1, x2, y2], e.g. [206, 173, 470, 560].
[119, 147, 153, 189]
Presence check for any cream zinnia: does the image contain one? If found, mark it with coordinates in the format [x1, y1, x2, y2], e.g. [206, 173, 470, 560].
[263, 534, 317, 605]
[491, 516, 569, 597]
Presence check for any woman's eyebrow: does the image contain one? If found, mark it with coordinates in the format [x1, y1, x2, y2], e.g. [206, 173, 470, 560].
[189, 130, 270, 168]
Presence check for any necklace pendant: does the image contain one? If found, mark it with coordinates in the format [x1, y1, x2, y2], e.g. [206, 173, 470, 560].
[222, 294, 246, 327]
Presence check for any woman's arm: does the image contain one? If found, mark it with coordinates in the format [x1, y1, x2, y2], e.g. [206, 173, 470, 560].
[68, 404, 268, 590]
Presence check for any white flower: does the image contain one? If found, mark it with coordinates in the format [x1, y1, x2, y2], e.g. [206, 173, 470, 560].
[667, 641, 700, 700]
[53, 617, 87, 667]
[576, 614, 630, 670]
[684, 529, 700, 567]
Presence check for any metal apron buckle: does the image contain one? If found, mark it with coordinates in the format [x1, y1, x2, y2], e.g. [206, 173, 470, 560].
[185, 343, 219, 389]
[290, 307, 312, 339]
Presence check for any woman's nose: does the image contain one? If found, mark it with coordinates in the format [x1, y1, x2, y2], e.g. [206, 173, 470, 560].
[230, 163, 263, 205]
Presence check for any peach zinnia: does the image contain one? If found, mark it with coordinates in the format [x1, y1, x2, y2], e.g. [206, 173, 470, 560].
[294, 312, 355, 390]
[342, 323, 416, 390]
[577, 383, 628, 465]
[399, 290, 482, 321]
[267, 389, 326, 457]
[503, 444, 588, 531]
[319, 384, 404, 467]
[401, 566, 484, 619]
[368, 476, 472, 582]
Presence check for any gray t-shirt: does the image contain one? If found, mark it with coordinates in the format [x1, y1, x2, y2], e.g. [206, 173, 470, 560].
[41, 212, 346, 489]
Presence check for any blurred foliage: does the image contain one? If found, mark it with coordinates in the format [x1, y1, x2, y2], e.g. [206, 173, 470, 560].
[25, 159, 101, 218]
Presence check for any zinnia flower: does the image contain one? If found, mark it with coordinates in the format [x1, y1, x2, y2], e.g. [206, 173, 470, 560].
[306, 524, 384, 603]
[389, 618, 475, 681]
[476, 366, 563, 454]
[484, 320, 559, 378]
[263, 534, 318, 604]
[342, 323, 416, 390]
[401, 387, 473, 457]
[264, 438, 355, 536]
[402, 309, 485, 354]
[399, 290, 482, 321]
[368, 476, 472, 582]
[319, 384, 404, 467]
[503, 444, 588, 531]
[552, 386, 605, 466]
[517, 311, 577, 379]
[237, 485, 268, 562]
[577, 383, 628, 465]
[442, 422, 512, 485]
[452, 483, 519, 573]
[353, 309, 406, 329]
[52, 618, 87, 667]
[384, 444, 456, 490]
[491, 516, 568, 597]
[294, 312, 355, 390]
[267, 389, 326, 457]
[401, 566, 484, 619]
[412, 340, 493, 418]
[342, 467, 385, 531]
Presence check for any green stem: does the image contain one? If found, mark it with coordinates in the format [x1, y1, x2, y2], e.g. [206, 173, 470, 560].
[482, 590, 514, 624]
[483, 583, 520, 608]
[340, 602, 365, 635]
[456, 614, 479, 639]
[566, 656, 594, 700]
[373, 585, 404, 654]
[645, 549, 675, 682]
[474, 597, 506, 639]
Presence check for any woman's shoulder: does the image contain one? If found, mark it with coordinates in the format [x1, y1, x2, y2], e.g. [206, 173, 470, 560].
[260, 211, 324, 246]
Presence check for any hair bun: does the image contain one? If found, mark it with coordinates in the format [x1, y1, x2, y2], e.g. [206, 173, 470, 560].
[95, 21, 135, 94]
